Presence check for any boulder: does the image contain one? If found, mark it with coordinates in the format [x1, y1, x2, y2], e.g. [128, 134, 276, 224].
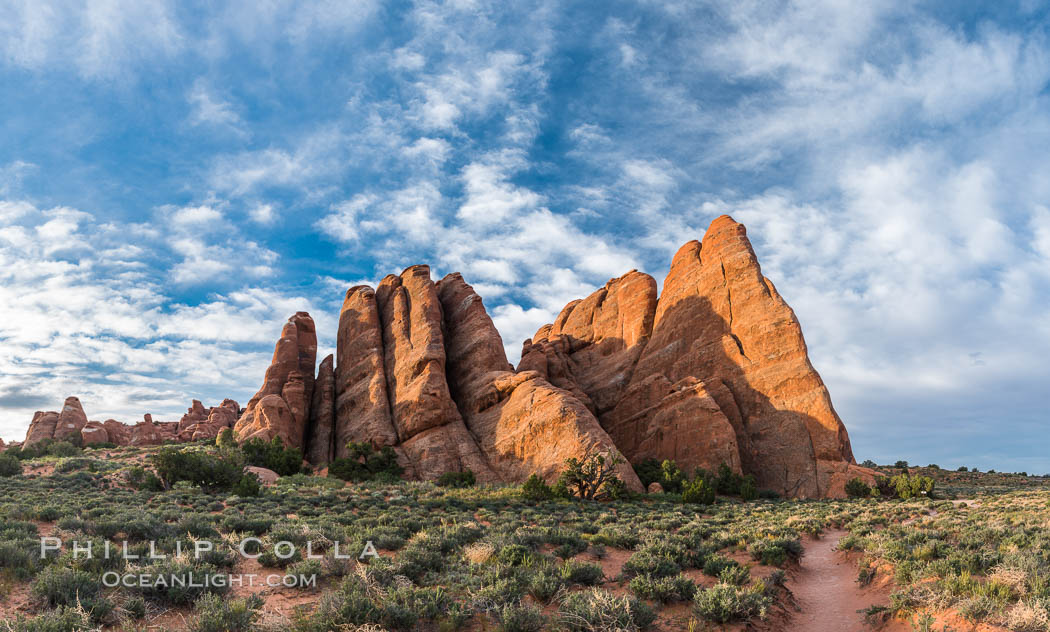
[244, 466, 279, 485]
[80, 421, 110, 445]
[647, 482, 664, 494]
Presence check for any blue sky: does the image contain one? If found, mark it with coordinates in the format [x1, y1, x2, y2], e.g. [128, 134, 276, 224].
[1, 1, 1048, 472]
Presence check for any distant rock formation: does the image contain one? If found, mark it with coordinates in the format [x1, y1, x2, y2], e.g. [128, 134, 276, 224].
[178, 399, 240, 441]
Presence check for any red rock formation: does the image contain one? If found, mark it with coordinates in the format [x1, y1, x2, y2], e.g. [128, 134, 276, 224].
[305, 354, 336, 465]
[234, 312, 317, 447]
[128, 420, 165, 446]
[519, 271, 657, 416]
[103, 419, 130, 445]
[437, 273, 643, 490]
[80, 421, 109, 445]
[24, 411, 60, 446]
[179, 399, 240, 441]
[52, 397, 88, 441]
[521, 215, 858, 498]
[334, 287, 400, 459]
[373, 267, 494, 481]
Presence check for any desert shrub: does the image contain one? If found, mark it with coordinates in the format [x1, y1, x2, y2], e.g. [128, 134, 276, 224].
[435, 470, 476, 488]
[239, 436, 304, 476]
[715, 463, 743, 495]
[560, 560, 604, 585]
[622, 552, 680, 579]
[232, 472, 262, 497]
[635, 459, 687, 493]
[83, 442, 118, 450]
[692, 582, 771, 623]
[889, 473, 935, 500]
[328, 442, 403, 482]
[215, 428, 234, 449]
[5, 607, 92, 632]
[682, 477, 716, 505]
[747, 538, 803, 567]
[150, 448, 241, 493]
[0, 453, 22, 477]
[493, 602, 546, 632]
[845, 477, 874, 498]
[860, 459, 878, 468]
[529, 567, 566, 603]
[702, 555, 738, 577]
[559, 589, 655, 632]
[125, 466, 164, 491]
[894, 460, 909, 469]
[629, 573, 696, 602]
[189, 593, 263, 632]
[557, 452, 628, 500]
[521, 474, 554, 501]
[740, 475, 758, 501]
[31, 566, 111, 622]
[126, 560, 228, 605]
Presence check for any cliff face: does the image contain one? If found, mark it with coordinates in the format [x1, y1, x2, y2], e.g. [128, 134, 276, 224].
[519, 215, 860, 497]
[24, 216, 861, 498]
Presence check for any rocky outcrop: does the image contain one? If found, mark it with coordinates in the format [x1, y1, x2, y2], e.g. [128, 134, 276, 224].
[305, 354, 336, 465]
[180, 399, 240, 441]
[373, 267, 493, 481]
[52, 397, 88, 441]
[233, 312, 317, 447]
[80, 421, 109, 445]
[16, 216, 859, 498]
[521, 215, 858, 498]
[436, 273, 642, 490]
[24, 411, 60, 446]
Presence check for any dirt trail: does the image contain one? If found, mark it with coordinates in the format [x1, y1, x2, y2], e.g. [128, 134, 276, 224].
[789, 530, 908, 632]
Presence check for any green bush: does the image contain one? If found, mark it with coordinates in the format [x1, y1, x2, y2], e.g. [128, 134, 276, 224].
[889, 473, 935, 500]
[31, 566, 111, 622]
[629, 573, 696, 602]
[715, 463, 743, 495]
[635, 459, 686, 493]
[435, 470, 476, 488]
[0, 453, 22, 477]
[125, 465, 164, 491]
[894, 460, 909, 469]
[740, 475, 758, 501]
[521, 474, 554, 501]
[845, 477, 874, 498]
[239, 436, 304, 476]
[692, 583, 771, 623]
[328, 442, 403, 482]
[232, 473, 262, 497]
[559, 589, 655, 632]
[560, 560, 604, 585]
[5, 607, 92, 632]
[150, 448, 241, 493]
[682, 477, 716, 505]
[494, 602, 545, 632]
[215, 428, 234, 449]
[189, 593, 263, 632]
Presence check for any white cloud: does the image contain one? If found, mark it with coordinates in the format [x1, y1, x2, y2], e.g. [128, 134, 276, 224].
[188, 79, 246, 136]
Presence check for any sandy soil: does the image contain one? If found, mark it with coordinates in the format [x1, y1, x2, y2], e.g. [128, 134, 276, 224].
[787, 530, 910, 632]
